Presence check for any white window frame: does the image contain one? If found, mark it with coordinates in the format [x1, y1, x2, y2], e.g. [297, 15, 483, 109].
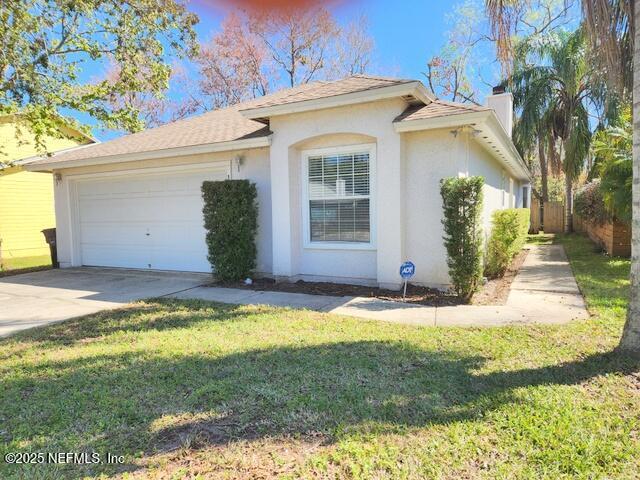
[301, 143, 377, 251]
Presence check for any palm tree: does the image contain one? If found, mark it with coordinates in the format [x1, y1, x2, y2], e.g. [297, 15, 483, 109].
[620, 0, 640, 350]
[508, 30, 593, 233]
[486, 0, 640, 352]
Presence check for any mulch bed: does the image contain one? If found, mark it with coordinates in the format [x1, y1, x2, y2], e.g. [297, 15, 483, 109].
[213, 277, 463, 307]
[213, 248, 530, 308]
[471, 248, 529, 306]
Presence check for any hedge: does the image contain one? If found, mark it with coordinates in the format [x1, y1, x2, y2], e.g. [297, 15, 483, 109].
[574, 180, 610, 225]
[202, 180, 258, 281]
[485, 208, 530, 278]
[440, 176, 484, 301]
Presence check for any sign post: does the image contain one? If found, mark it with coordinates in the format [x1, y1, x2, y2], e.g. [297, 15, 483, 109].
[399, 261, 416, 302]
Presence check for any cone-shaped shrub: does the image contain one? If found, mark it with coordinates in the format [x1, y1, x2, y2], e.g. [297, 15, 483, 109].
[202, 180, 258, 281]
[440, 176, 484, 301]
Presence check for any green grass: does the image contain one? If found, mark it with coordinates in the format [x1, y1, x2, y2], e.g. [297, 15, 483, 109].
[1, 234, 639, 479]
[526, 233, 556, 245]
[1, 254, 52, 271]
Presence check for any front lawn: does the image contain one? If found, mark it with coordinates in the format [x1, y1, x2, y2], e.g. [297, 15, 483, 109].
[0, 254, 52, 275]
[1, 234, 639, 479]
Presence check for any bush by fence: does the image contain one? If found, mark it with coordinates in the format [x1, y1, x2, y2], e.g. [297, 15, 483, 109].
[485, 208, 530, 278]
[574, 180, 610, 225]
[202, 180, 258, 281]
[440, 176, 484, 301]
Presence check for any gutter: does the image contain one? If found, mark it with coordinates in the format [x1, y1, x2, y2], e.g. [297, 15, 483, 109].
[393, 110, 532, 182]
[24, 136, 272, 172]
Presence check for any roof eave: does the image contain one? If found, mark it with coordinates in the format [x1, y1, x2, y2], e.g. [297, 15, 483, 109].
[239, 81, 434, 120]
[483, 112, 532, 182]
[24, 135, 272, 172]
[394, 110, 532, 182]
[393, 110, 491, 133]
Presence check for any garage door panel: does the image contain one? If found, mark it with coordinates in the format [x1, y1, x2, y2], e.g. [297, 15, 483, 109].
[80, 196, 205, 223]
[150, 223, 206, 247]
[146, 195, 204, 221]
[81, 245, 151, 270]
[79, 197, 158, 223]
[76, 168, 225, 272]
[79, 223, 149, 245]
[148, 247, 208, 272]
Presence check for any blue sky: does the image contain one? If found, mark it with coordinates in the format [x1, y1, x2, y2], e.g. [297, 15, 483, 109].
[84, 0, 580, 140]
[189, 0, 465, 81]
[190, 0, 457, 76]
[89, 0, 471, 140]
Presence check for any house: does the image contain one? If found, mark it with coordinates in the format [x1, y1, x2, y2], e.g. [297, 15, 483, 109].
[0, 115, 94, 268]
[26, 75, 531, 289]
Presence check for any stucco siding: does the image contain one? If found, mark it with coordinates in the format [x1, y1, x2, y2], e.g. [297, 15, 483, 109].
[269, 99, 406, 286]
[467, 140, 517, 246]
[402, 129, 460, 288]
[45, 97, 526, 287]
[402, 130, 521, 288]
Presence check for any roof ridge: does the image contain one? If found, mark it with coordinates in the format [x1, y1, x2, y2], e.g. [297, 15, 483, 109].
[349, 73, 416, 83]
[433, 99, 487, 109]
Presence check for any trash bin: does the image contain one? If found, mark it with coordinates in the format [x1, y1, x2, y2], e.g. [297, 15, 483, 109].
[41, 228, 59, 268]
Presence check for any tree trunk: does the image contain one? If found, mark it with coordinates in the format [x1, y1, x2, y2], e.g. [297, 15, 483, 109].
[619, 0, 640, 352]
[538, 134, 549, 202]
[564, 171, 573, 233]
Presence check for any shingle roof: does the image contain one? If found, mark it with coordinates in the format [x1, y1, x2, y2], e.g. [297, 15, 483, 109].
[31, 75, 419, 167]
[395, 100, 489, 123]
[239, 75, 415, 111]
[30, 76, 487, 168]
[28, 105, 271, 166]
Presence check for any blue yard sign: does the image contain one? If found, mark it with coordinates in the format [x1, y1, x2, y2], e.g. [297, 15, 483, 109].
[399, 261, 416, 279]
[399, 261, 415, 302]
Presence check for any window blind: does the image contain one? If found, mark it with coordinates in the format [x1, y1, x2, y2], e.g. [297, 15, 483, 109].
[308, 152, 370, 243]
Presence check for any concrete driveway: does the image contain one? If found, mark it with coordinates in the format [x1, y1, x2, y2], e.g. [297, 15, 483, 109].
[0, 268, 209, 337]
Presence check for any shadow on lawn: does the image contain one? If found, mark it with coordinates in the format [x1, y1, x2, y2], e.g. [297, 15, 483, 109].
[3, 324, 639, 478]
[6, 299, 251, 349]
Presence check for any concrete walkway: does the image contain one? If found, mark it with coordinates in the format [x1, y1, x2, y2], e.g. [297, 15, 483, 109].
[0, 268, 209, 337]
[173, 244, 589, 327]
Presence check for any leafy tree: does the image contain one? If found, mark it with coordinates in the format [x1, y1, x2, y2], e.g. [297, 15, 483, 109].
[177, 8, 375, 117]
[0, 0, 198, 149]
[591, 107, 632, 222]
[486, 0, 640, 353]
[103, 61, 178, 130]
[332, 14, 374, 77]
[248, 7, 338, 87]
[507, 29, 594, 233]
[426, 0, 577, 104]
[187, 12, 271, 114]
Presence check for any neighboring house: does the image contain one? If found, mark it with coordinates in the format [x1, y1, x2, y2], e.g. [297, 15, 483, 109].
[27, 76, 531, 289]
[0, 115, 94, 267]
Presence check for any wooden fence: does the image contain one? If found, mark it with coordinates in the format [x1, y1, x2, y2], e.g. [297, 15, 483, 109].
[573, 214, 631, 257]
[529, 199, 565, 233]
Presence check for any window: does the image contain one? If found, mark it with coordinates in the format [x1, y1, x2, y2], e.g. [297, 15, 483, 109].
[509, 178, 515, 207]
[304, 146, 373, 246]
[522, 186, 530, 208]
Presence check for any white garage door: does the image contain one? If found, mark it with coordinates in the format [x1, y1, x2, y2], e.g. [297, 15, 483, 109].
[76, 168, 227, 272]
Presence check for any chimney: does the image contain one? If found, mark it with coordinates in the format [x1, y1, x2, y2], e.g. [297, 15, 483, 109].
[485, 86, 513, 137]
